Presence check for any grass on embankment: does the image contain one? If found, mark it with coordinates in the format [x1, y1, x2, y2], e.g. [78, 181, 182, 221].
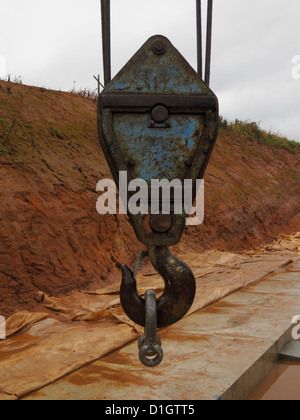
[219, 117, 300, 154]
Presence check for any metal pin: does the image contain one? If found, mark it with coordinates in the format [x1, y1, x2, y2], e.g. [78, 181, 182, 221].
[138, 290, 163, 368]
[205, 0, 214, 86]
[100, 0, 111, 86]
[196, 0, 203, 79]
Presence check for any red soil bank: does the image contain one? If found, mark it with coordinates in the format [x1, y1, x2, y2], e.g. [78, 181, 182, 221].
[0, 81, 299, 316]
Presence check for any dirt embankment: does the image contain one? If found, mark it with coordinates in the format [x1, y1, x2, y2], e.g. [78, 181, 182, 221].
[0, 81, 299, 316]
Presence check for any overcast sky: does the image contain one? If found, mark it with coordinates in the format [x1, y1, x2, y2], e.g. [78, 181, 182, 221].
[0, 0, 299, 141]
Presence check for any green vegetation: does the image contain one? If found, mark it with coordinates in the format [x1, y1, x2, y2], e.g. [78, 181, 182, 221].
[291, 169, 300, 179]
[50, 128, 65, 140]
[219, 117, 300, 154]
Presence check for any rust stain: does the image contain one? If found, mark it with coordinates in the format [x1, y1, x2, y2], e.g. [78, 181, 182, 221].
[66, 363, 150, 388]
[227, 315, 252, 326]
[204, 307, 226, 314]
[101, 350, 134, 365]
[202, 300, 239, 314]
[161, 331, 210, 343]
[0, 334, 38, 361]
[214, 301, 238, 308]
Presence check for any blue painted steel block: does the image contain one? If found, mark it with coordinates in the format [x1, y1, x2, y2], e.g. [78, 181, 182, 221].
[98, 35, 219, 246]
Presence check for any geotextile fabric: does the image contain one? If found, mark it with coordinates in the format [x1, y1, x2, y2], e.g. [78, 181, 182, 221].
[0, 233, 299, 399]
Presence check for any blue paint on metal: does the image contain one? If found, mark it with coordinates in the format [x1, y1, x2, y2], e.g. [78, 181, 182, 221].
[108, 62, 204, 95]
[113, 114, 203, 181]
[188, 139, 195, 150]
[105, 36, 210, 97]
[98, 34, 219, 249]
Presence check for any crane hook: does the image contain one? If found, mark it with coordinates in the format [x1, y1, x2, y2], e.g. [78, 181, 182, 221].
[120, 246, 196, 329]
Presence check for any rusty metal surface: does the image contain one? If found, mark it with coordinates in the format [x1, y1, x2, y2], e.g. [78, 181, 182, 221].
[205, 0, 214, 86]
[100, 0, 111, 86]
[98, 35, 219, 248]
[120, 246, 196, 328]
[196, 0, 203, 78]
[138, 290, 163, 367]
[98, 29, 219, 350]
[101, 94, 217, 110]
[23, 262, 300, 400]
[97, 33, 218, 344]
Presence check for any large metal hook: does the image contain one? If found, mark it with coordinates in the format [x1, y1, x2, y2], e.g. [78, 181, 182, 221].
[120, 246, 196, 329]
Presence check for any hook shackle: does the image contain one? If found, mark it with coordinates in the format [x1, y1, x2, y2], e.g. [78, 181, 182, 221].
[120, 246, 196, 329]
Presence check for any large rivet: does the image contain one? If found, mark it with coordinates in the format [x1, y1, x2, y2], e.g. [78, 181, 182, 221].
[151, 105, 169, 123]
[152, 41, 166, 55]
[127, 159, 136, 168]
[150, 214, 173, 233]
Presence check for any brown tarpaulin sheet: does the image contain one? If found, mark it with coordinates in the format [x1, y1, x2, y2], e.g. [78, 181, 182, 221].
[0, 233, 299, 400]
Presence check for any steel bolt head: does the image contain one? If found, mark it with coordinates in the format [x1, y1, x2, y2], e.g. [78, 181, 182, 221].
[127, 159, 136, 168]
[150, 214, 173, 233]
[152, 41, 166, 55]
[151, 105, 169, 123]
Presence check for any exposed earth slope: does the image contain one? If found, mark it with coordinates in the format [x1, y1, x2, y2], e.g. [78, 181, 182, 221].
[0, 81, 299, 316]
